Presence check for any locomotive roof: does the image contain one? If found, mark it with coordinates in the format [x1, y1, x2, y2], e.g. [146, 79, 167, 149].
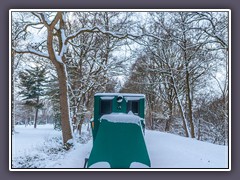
[94, 93, 145, 97]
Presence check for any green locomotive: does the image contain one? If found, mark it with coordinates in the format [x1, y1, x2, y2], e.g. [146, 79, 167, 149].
[87, 93, 151, 168]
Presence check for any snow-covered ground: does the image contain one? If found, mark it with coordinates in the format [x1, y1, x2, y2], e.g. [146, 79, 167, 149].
[145, 130, 228, 168]
[11, 124, 228, 169]
[12, 124, 60, 157]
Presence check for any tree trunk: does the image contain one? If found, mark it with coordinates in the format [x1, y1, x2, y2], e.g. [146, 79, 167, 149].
[197, 119, 201, 140]
[78, 117, 84, 136]
[34, 97, 39, 128]
[34, 108, 38, 128]
[176, 96, 189, 137]
[46, 19, 73, 145]
[56, 64, 73, 144]
[165, 102, 173, 132]
[171, 74, 189, 137]
[148, 104, 154, 130]
[186, 85, 195, 138]
[185, 65, 195, 138]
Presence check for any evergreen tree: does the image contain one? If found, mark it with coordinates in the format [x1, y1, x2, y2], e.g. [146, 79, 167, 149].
[19, 66, 47, 128]
[47, 78, 61, 131]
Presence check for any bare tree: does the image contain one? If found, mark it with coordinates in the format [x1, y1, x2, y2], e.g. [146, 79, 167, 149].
[12, 11, 136, 145]
[122, 11, 228, 141]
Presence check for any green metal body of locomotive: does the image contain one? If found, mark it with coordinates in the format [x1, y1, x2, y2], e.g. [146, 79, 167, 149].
[87, 93, 151, 168]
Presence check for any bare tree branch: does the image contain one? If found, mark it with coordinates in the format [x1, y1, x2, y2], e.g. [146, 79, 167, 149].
[13, 47, 49, 59]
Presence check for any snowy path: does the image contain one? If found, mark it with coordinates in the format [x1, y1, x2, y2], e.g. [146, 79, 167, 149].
[12, 125, 228, 169]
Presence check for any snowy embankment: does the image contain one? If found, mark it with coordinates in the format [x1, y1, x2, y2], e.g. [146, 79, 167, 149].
[145, 130, 228, 168]
[12, 124, 228, 169]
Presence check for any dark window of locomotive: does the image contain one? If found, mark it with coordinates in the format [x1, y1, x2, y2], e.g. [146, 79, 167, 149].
[100, 100, 112, 115]
[128, 100, 139, 115]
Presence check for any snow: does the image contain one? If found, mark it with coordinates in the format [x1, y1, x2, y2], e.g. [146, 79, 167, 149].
[145, 130, 228, 168]
[53, 140, 92, 168]
[95, 93, 145, 97]
[130, 162, 150, 168]
[100, 97, 114, 100]
[12, 124, 60, 157]
[100, 113, 142, 125]
[88, 160, 174, 169]
[11, 124, 228, 170]
[88, 162, 111, 168]
[54, 51, 63, 64]
[124, 96, 144, 102]
[27, 47, 49, 58]
[60, 29, 68, 57]
[67, 27, 90, 39]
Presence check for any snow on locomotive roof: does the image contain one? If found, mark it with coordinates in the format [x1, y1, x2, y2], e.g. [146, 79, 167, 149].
[124, 96, 144, 101]
[100, 112, 142, 125]
[95, 93, 145, 97]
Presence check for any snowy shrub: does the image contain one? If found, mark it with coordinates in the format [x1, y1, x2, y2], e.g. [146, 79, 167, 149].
[75, 131, 92, 144]
[12, 135, 67, 168]
[12, 125, 92, 168]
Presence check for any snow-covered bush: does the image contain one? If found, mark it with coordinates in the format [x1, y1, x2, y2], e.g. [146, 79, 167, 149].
[12, 125, 92, 168]
[12, 135, 66, 168]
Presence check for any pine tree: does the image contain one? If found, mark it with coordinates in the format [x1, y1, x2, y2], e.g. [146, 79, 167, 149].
[19, 66, 47, 128]
[47, 77, 61, 131]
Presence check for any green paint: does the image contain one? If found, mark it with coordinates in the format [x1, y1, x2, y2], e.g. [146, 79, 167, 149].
[87, 120, 151, 168]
